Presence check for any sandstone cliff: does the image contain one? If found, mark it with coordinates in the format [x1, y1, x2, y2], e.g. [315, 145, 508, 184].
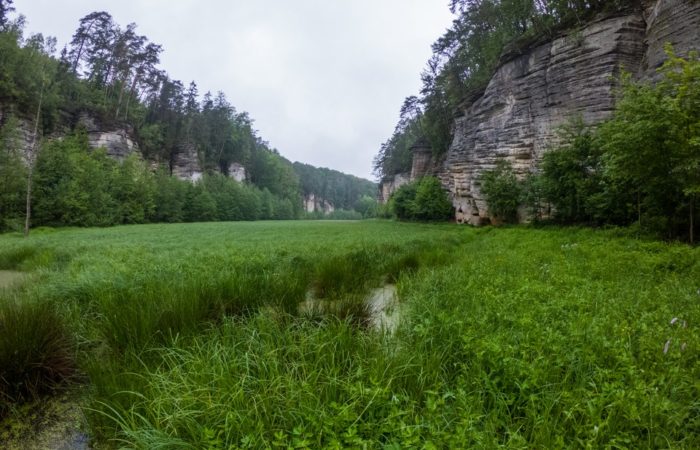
[77, 113, 140, 161]
[382, 0, 700, 224]
[170, 141, 203, 182]
[0, 109, 249, 184]
[304, 193, 335, 214]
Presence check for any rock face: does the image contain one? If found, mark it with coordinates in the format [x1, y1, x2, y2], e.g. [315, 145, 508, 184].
[379, 173, 410, 204]
[77, 113, 139, 161]
[642, 0, 700, 78]
[228, 162, 247, 182]
[170, 142, 203, 182]
[304, 193, 335, 214]
[410, 139, 433, 181]
[427, 0, 700, 224]
[0, 110, 44, 164]
[379, 141, 434, 204]
[2, 110, 240, 184]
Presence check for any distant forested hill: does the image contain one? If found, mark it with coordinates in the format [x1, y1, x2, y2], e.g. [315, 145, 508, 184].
[0, 0, 376, 232]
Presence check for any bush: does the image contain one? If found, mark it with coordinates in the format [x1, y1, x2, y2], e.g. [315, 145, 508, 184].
[413, 176, 454, 221]
[390, 177, 453, 221]
[538, 119, 607, 224]
[354, 195, 378, 219]
[480, 160, 522, 223]
[390, 182, 418, 220]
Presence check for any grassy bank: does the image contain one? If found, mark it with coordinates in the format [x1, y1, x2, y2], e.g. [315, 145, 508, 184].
[1, 222, 699, 447]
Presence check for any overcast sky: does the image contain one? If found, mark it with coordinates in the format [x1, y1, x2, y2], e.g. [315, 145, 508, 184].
[13, 1, 454, 180]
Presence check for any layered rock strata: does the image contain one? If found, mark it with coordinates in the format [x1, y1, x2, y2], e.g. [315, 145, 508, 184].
[170, 142, 203, 182]
[437, 0, 699, 224]
[77, 113, 140, 161]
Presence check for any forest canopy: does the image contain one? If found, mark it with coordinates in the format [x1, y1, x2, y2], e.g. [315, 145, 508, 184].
[0, 2, 376, 232]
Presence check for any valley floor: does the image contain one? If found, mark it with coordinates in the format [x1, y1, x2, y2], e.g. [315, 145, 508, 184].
[1, 221, 699, 448]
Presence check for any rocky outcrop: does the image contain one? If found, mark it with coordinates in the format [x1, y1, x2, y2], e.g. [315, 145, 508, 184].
[228, 162, 247, 182]
[642, 0, 700, 78]
[432, 0, 699, 224]
[410, 138, 433, 181]
[170, 142, 203, 182]
[379, 173, 410, 204]
[379, 140, 435, 203]
[77, 113, 139, 161]
[0, 110, 45, 164]
[1, 109, 239, 184]
[304, 193, 335, 214]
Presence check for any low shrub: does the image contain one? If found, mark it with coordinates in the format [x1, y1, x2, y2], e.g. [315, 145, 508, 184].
[480, 159, 522, 223]
[390, 176, 453, 221]
[0, 300, 76, 414]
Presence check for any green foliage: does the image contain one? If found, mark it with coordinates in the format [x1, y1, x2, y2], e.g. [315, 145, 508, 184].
[535, 118, 610, 224]
[413, 176, 454, 221]
[248, 147, 300, 204]
[304, 209, 364, 221]
[0, 8, 376, 231]
[595, 48, 700, 241]
[0, 118, 26, 232]
[1, 222, 698, 446]
[354, 195, 378, 219]
[390, 177, 454, 222]
[151, 168, 186, 223]
[389, 182, 418, 220]
[18, 128, 350, 229]
[476, 50, 699, 242]
[293, 162, 377, 211]
[33, 134, 115, 227]
[183, 183, 218, 223]
[113, 154, 156, 224]
[480, 160, 522, 223]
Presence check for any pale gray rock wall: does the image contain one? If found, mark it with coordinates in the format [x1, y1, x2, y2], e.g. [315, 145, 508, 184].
[77, 113, 140, 161]
[171, 141, 203, 182]
[228, 162, 247, 182]
[0, 110, 42, 164]
[642, 0, 700, 78]
[304, 193, 335, 214]
[410, 148, 433, 181]
[437, 0, 700, 224]
[379, 173, 410, 204]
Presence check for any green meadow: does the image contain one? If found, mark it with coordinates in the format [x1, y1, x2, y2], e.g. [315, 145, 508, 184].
[1, 221, 699, 448]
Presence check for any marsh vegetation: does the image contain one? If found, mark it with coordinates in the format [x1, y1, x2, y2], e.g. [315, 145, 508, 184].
[1, 221, 699, 448]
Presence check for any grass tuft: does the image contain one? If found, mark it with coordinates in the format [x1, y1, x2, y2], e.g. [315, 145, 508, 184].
[0, 300, 77, 415]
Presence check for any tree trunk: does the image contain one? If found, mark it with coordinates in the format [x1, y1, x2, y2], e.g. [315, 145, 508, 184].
[24, 81, 45, 238]
[124, 72, 140, 122]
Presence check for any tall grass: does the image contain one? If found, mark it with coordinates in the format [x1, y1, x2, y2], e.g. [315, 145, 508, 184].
[0, 222, 698, 447]
[0, 299, 77, 416]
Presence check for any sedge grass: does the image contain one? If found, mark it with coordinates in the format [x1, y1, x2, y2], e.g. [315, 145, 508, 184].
[0, 222, 698, 447]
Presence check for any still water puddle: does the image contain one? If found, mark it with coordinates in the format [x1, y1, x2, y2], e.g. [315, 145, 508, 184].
[367, 284, 401, 332]
[300, 284, 402, 333]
